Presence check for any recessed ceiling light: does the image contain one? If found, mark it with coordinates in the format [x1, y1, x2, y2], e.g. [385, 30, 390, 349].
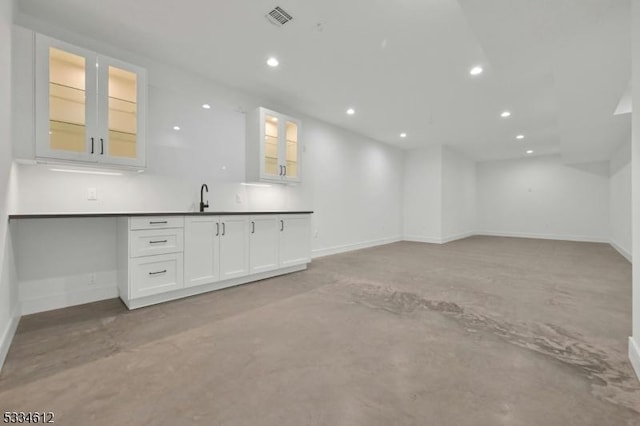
[526, 150, 533, 154]
[202, 104, 211, 109]
[173, 126, 181, 131]
[516, 134, 525, 140]
[346, 108, 355, 115]
[469, 66, 483, 76]
[400, 133, 407, 138]
[266, 57, 279, 67]
[270, 117, 278, 122]
[500, 111, 511, 118]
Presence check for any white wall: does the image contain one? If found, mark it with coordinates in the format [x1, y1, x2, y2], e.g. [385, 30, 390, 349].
[305, 122, 403, 257]
[610, 141, 632, 261]
[0, 0, 19, 370]
[403, 146, 442, 243]
[630, 0, 640, 381]
[477, 155, 610, 242]
[9, 21, 404, 313]
[403, 145, 476, 243]
[441, 146, 476, 241]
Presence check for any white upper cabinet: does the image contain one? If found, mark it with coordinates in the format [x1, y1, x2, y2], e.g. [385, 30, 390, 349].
[35, 34, 147, 168]
[246, 107, 301, 183]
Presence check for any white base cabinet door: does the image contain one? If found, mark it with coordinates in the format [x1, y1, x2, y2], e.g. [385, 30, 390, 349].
[279, 215, 311, 267]
[184, 216, 220, 288]
[220, 216, 250, 280]
[249, 215, 280, 274]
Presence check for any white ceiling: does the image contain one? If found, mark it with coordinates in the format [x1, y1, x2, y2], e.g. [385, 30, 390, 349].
[16, 0, 631, 162]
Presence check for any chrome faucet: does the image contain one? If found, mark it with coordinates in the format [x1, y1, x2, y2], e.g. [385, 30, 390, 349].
[200, 184, 209, 212]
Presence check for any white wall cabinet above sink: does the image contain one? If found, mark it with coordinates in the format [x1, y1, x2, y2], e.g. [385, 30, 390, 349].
[246, 107, 302, 183]
[34, 33, 147, 168]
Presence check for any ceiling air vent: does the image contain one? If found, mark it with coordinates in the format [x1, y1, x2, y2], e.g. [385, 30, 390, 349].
[266, 6, 293, 27]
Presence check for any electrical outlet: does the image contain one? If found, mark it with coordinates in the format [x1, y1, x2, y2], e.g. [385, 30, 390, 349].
[89, 273, 97, 285]
[88, 188, 97, 200]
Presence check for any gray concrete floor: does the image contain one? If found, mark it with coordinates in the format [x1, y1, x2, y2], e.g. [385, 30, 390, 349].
[1, 237, 639, 425]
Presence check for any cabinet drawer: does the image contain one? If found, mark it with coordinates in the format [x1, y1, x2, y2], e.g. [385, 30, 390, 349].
[130, 216, 184, 230]
[130, 253, 183, 299]
[130, 229, 184, 258]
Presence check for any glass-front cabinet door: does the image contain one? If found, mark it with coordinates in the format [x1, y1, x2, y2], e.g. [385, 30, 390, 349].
[97, 56, 146, 167]
[35, 36, 96, 161]
[35, 33, 146, 168]
[257, 108, 302, 183]
[283, 119, 300, 182]
[263, 113, 280, 179]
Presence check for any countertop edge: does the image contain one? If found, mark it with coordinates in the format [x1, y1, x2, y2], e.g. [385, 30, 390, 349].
[9, 211, 314, 220]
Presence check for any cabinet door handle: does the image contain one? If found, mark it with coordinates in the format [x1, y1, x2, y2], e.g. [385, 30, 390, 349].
[222, 222, 226, 236]
[149, 221, 168, 224]
[100, 138, 104, 155]
[280, 219, 284, 231]
[149, 240, 167, 244]
[90, 137, 95, 154]
[216, 222, 219, 236]
[251, 221, 255, 233]
[283, 165, 287, 176]
[148, 270, 167, 276]
[279, 165, 283, 176]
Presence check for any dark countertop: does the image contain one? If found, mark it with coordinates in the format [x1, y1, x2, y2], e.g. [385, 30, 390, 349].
[9, 211, 314, 220]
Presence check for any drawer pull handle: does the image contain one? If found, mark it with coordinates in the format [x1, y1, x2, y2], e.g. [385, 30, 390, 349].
[149, 240, 168, 244]
[216, 222, 219, 236]
[280, 219, 284, 231]
[149, 270, 167, 276]
[251, 221, 255, 234]
[222, 222, 226, 236]
[149, 221, 168, 224]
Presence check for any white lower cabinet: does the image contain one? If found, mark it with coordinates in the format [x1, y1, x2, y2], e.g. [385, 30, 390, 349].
[279, 214, 311, 267]
[249, 215, 280, 274]
[219, 216, 250, 280]
[117, 216, 185, 307]
[119, 213, 311, 309]
[184, 216, 220, 288]
[131, 253, 183, 298]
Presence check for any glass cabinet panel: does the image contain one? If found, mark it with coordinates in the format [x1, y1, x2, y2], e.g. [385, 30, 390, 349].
[285, 120, 298, 179]
[264, 115, 279, 176]
[108, 66, 137, 158]
[49, 48, 86, 153]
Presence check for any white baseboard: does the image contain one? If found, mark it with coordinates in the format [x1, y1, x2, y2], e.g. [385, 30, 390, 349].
[0, 307, 20, 373]
[312, 236, 402, 258]
[403, 235, 442, 244]
[404, 232, 474, 245]
[20, 286, 118, 316]
[609, 239, 632, 263]
[441, 231, 475, 244]
[476, 230, 609, 244]
[629, 337, 640, 382]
